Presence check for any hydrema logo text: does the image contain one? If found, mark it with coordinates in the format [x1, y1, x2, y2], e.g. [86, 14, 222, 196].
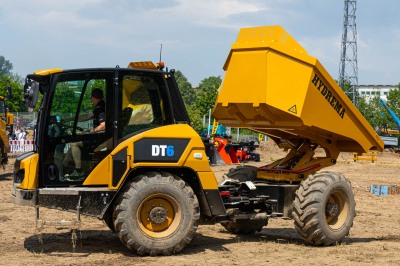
[152, 145, 175, 157]
[311, 73, 346, 119]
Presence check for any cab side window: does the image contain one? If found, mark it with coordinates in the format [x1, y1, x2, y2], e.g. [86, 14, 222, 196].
[119, 75, 164, 139]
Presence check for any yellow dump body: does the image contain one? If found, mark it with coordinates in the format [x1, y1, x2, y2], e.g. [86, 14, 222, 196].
[213, 26, 383, 156]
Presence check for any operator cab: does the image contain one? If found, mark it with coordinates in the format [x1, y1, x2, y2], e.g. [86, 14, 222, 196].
[24, 66, 182, 187]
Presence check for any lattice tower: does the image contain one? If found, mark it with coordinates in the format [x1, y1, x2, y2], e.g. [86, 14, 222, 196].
[338, 0, 358, 105]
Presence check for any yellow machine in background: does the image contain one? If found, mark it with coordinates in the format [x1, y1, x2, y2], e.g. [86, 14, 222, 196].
[11, 26, 383, 255]
[0, 94, 14, 168]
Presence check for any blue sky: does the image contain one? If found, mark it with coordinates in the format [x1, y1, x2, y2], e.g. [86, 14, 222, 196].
[0, 0, 399, 86]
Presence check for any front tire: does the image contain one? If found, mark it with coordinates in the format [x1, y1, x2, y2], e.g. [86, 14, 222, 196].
[113, 172, 200, 255]
[292, 171, 355, 246]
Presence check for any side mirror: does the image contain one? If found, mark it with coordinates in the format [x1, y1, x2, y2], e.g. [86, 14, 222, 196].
[24, 79, 39, 109]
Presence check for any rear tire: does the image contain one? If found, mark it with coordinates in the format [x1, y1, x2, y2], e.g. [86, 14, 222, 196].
[292, 171, 355, 246]
[113, 172, 200, 255]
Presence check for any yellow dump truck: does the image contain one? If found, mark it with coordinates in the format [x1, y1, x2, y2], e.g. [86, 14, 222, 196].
[11, 26, 382, 255]
[0, 92, 13, 168]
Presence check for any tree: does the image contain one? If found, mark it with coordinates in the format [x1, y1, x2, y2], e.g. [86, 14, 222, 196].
[357, 95, 382, 132]
[173, 70, 202, 131]
[186, 105, 203, 133]
[174, 70, 196, 106]
[0, 73, 24, 112]
[386, 85, 400, 122]
[0, 56, 13, 77]
[52, 83, 81, 114]
[377, 85, 400, 132]
[194, 76, 221, 117]
[0, 55, 25, 112]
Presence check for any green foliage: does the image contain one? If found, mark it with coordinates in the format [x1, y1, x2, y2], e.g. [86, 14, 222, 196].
[92, 80, 106, 92]
[338, 78, 358, 103]
[0, 55, 25, 112]
[357, 95, 382, 131]
[186, 105, 203, 132]
[51, 80, 104, 115]
[173, 70, 198, 130]
[52, 82, 80, 114]
[0, 56, 13, 77]
[384, 85, 400, 129]
[174, 70, 196, 106]
[194, 76, 221, 116]
[174, 72, 222, 133]
[357, 86, 400, 134]
[0, 73, 24, 112]
[230, 128, 259, 137]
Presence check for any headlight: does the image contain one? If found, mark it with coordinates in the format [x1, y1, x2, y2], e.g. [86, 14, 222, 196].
[14, 169, 25, 184]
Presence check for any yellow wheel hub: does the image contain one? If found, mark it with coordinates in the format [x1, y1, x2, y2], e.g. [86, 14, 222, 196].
[138, 194, 181, 238]
[325, 191, 349, 230]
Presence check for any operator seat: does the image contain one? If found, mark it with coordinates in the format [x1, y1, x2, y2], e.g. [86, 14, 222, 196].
[119, 107, 133, 136]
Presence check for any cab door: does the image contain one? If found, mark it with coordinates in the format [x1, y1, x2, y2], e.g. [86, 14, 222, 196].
[40, 71, 114, 187]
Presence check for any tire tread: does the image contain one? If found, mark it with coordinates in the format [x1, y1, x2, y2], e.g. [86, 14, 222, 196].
[113, 172, 199, 255]
[292, 171, 355, 246]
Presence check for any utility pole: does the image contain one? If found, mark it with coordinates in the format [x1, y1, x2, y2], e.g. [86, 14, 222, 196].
[338, 0, 358, 105]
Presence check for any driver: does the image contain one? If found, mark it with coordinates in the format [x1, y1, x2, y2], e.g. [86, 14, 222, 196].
[64, 88, 105, 179]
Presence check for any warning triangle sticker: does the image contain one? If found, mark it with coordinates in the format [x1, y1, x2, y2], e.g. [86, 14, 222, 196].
[288, 105, 297, 114]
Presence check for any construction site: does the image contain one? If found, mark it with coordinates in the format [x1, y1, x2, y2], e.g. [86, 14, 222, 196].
[0, 142, 399, 265]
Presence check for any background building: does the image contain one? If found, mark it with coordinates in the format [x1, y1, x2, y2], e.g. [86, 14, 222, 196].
[357, 85, 398, 101]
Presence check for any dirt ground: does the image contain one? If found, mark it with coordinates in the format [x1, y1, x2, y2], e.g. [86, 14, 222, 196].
[1, 141, 399, 265]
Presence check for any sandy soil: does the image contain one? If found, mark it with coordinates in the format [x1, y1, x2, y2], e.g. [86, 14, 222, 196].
[1, 141, 399, 265]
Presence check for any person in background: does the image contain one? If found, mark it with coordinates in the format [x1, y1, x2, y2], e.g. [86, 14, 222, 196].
[23, 129, 28, 140]
[14, 128, 20, 140]
[17, 128, 24, 140]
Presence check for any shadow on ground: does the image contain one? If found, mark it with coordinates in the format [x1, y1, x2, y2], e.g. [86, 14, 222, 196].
[23, 226, 387, 257]
[24, 228, 302, 256]
[0, 172, 11, 181]
[24, 230, 133, 257]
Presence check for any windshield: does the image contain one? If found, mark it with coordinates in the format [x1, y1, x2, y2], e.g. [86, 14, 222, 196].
[48, 72, 112, 137]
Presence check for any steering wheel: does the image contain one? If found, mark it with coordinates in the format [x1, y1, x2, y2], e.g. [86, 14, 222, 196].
[59, 120, 84, 133]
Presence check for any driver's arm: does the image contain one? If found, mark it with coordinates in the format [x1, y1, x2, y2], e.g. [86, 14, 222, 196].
[92, 121, 105, 132]
[91, 109, 106, 132]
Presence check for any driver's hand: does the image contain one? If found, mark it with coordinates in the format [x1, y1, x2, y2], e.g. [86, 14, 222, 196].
[76, 129, 89, 135]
